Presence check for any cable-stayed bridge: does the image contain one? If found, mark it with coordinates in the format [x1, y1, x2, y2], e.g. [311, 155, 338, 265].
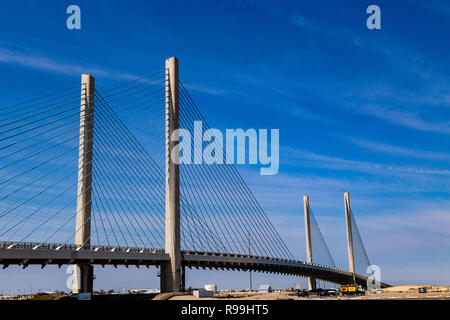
[0, 57, 389, 293]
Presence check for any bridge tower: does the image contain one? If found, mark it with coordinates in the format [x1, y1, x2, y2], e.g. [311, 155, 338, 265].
[73, 74, 95, 293]
[344, 192, 356, 283]
[161, 57, 182, 292]
[303, 195, 316, 291]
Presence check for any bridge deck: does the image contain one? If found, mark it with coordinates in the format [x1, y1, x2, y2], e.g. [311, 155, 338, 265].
[0, 242, 389, 287]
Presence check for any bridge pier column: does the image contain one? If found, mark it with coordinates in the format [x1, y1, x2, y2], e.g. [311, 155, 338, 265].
[344, 192, 356, 283]
[303, 195, 316, 291]
[161, 57, 181, 293]
[73, 74, 95, 294]
[73, 265, 94, 293]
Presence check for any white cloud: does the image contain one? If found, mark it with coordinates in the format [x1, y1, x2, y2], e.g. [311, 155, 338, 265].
[353, 37, 392, 56]
[182, 83, 226, 95]
[0, 46, 139, 80]
[353, 103, 450, 135]
[350, 138, 450, 161]
[290, 105, 330, 123]
[405, 0, 450, 15]
[290, 14, 349, 37]
[283, 147, 450, 176]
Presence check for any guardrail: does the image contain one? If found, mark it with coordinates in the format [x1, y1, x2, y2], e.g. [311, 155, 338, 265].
[0, 241, 388, 286]
[0, 241, 164, 254]
[0, 241, 349, 273]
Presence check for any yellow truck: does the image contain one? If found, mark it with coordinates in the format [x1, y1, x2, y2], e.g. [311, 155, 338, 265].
[339, 285, 348, 294]
[340, 284, 364, 295]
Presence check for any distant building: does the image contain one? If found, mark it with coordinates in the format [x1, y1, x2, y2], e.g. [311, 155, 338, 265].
[193, 289, 214, 298]
[129, 289, 160, 294]
[294, 283, 302, 290]
[204, 284, 217, 293]
[258, 284, 272, 293]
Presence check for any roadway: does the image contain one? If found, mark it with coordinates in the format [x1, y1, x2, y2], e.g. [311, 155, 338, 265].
[0, 241, 389, 287]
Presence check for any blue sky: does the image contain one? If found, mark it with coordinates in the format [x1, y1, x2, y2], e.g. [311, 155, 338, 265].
[0, 0, 449, 293]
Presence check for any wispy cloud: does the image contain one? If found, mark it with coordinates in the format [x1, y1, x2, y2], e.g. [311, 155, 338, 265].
[405, 0, 450, 15]
[353, 37, 392, 56]
[353, 205, 450, 275]
[350, 103, 450, 135]
[349, 138, 450, 161]
[241, 166, 448, 215]
[0, 46, 139, 80]
[361, 208, 450, 238]
[291, 15, 321, 32]
[183, 82, 247, 97]
[241, 1, 350, 40]
[183, 83, 227, 95]
[290, 14, 349, 38]
[290, 105, 330, 123]
[284, 147, 450, 176]
[248, 181, 450, 275]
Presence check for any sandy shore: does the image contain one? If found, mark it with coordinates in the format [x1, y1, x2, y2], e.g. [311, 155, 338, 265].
[169, 286, 450, 300]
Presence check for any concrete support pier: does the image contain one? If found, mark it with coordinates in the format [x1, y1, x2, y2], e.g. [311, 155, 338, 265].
[303, 195, 316, 291]
[73, 74, 95, 293]
[161, 57, 181, 292]
[344, 192, 356, 283]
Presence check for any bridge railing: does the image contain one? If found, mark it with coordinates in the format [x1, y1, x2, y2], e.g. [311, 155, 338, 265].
[0, 241, 373, 286]
[0, 241, 165, 254]
[180, 250, 348, 273]
[0, 241, 350, 274]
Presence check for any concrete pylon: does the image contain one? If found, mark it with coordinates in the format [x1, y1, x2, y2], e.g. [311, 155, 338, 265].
[161, 57, 181, 292]
[344, 192, 356, 283]
[73, 74, 95, 293]
[303, 195, 316, 291]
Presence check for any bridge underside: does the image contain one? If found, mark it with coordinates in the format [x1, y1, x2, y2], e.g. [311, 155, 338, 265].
[0, 243, 389, 288]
